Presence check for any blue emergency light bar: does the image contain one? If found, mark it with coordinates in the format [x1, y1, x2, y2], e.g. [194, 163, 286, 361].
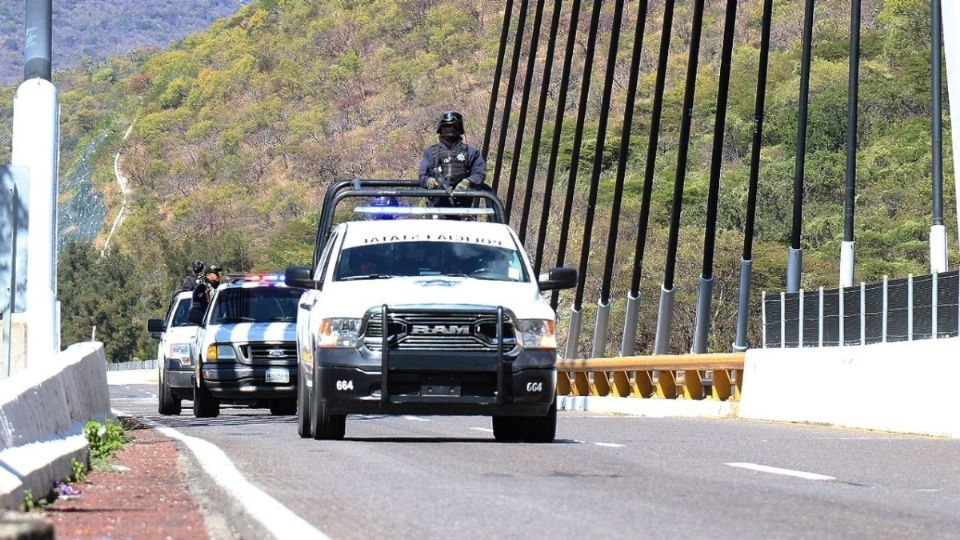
[353, 206, 495, 217]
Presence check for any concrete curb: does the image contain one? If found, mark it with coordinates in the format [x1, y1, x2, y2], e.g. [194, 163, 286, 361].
[0, 342, 111, 509]
[558, 395, 737, 418]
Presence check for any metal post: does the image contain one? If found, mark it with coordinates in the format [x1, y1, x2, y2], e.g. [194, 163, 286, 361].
[882, 275, 888, 342]
[24, 0, 52, 82]
[780, 291, 786, 349]
[733, 259, 752, 352]
[481, 0, 515, 160]
[908, 274, 914, 341]
[932, 271, 939, 339]
[839, 284, 845, 346]
[860, 281, 866, 345]
[653, 285, 675, 354]
[565, 307, 583, 359]
[787, 247, 803, 293]
[621, 291, 641, 356]
[491, 0, 530, 192]
[818, 286, 824, 347]
[692, 275, 715, 353]
[942, 0, 960, 254]
[798, 288, 805, 348]
[840, 241, 855, 287]
[592, 299, 611, 358]
[841, 0, 861, 288]
[761, 290, 767, 348]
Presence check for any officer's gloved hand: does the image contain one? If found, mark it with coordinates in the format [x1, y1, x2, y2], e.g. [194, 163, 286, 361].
[425, 177, 439, 189]
[455, 179, 471, 190]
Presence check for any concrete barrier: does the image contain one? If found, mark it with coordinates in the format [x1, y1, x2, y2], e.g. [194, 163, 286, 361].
[739, 337, 960, 438]
[0, 342, 111, 509]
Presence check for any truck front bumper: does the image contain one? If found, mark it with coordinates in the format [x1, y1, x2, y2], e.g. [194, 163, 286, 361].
[201, 363, 297, 400]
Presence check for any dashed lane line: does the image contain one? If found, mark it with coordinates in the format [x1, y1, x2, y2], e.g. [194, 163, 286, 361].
[726, 462, 835, 481]
[113, 408, 330, 540]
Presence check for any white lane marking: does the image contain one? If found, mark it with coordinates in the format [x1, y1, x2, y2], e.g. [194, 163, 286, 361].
[114, 409, 330, 540]
[572, 439, 625, 448]
[470, 427, 494, 433]
[403, 415, 431, 422]
[726, 462, 835, 481]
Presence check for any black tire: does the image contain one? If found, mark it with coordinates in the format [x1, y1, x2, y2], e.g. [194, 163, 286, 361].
[270, 398, 297, 416]
[310, 371, 345, 440]
[492, 416, 524, 442]
[193, 379, 220, 418]
[158, 367, 182, 416]
[521, 399, 557, 443]
[296, 367, 312, 438]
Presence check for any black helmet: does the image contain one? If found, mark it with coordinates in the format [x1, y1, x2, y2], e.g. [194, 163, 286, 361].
[208, 264, 222, 274]
[435, 111, 464, 135]
[191, 260, 204, 274]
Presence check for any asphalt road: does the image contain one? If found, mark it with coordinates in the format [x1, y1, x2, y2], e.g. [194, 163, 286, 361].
[111, 383, 960, 539]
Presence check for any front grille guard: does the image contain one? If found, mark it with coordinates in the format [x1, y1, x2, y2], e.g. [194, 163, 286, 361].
[379, 305, 508, 406]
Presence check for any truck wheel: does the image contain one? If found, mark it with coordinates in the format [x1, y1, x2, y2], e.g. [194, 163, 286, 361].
[492, 416, 523, 442]
[270, 399, 297, 416]
[158, 369, 181, 416]
[310, 377, 345, 440]
[521, 399, 557, 443]
[193, 380, 220, 418]
[296, 369, 312, 438]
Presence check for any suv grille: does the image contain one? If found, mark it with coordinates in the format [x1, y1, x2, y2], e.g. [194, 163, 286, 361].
[239, 342, 297, 365]
[363, 311, 516, 352]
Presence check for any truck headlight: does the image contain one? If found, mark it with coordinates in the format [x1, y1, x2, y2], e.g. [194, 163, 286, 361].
[318, 318, 362, 348]
[516, 319, 556, 349]
[206, 343, 237, 362]
[169, 343, 193, 367]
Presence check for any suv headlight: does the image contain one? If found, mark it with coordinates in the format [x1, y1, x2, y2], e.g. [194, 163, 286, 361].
[206, 343, 237, 362]
[169, 343, 193, 367]
[318, 318, 362, 348]
[516, 319, 556, 349]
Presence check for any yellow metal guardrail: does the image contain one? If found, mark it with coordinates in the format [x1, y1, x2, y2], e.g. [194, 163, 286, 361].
[556, 353, 745, 401]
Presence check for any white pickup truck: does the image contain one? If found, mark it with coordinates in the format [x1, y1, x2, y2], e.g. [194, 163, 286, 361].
[286, 181, 576, 441]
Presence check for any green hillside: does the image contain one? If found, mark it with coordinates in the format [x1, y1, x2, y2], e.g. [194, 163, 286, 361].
[3, 0, 953, 361]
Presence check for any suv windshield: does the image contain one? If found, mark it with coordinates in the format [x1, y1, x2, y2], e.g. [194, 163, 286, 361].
[336, 241, 527, 282]
[170, 298, 194, 327]
[208, 287, 302, 324]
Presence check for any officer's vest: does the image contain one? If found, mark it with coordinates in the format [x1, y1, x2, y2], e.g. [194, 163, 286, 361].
[431, 142, 472, 183]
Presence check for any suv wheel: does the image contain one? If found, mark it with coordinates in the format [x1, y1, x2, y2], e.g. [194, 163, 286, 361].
[193, 380, 220, 418]
[296, 369, 311, 438]
[158, 367, 181, 416]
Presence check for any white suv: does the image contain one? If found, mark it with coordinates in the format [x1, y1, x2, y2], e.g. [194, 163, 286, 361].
[191, 274, 304, 418]
[287, 216, 576, 441]
[148, 290, 198, 415]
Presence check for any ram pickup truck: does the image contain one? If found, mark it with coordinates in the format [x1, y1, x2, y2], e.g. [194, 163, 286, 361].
[286, 182, 575, 441]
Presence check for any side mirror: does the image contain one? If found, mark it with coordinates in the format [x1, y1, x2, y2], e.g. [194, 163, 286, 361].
[147, 318, 165, 339]
[285, 265, 317, 289]
[538, 266, 577, 291]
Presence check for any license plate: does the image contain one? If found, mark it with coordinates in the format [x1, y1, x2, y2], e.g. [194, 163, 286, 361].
[265, 368, 290, 384]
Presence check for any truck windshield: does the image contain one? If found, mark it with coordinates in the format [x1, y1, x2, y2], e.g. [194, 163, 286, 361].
[336, 241, 528, 282]
[170, 299, 194, 327]
[208, 287, 302, 324]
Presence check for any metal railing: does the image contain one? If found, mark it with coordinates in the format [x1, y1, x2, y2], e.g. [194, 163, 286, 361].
[106, 359, 157, 371]
[761, 271, 960, 348]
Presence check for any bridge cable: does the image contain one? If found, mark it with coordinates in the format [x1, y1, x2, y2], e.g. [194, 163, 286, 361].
[533, 0, 584, 276]
[691, 0, 740, 354]
[491, 0, 531, 192]
[627, 0, 676, 299]
[787, 0, 816, 293]
[733, 0, 774, 352]
[481, 0, 515, 160]
[652, 0, 706, 354]
[550, 0, 605, 311]
[841, 0, 861, 287]
[503, 0, 547, 223]
[518, 0, 565, 244]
